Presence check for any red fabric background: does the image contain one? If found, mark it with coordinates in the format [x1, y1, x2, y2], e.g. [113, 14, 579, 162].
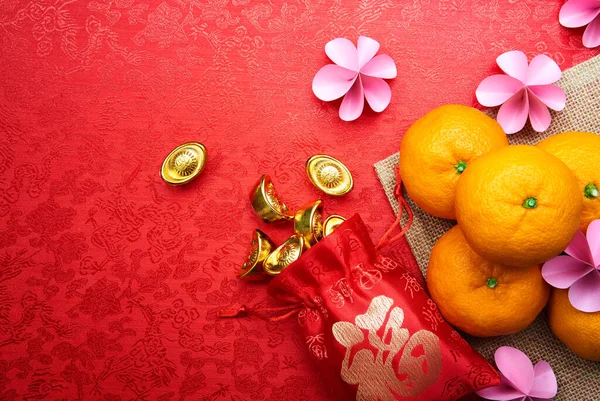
[0, 1, 598, 400]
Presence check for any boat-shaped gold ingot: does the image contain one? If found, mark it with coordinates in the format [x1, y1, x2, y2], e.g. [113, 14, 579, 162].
[249, 174, 294, 223]
[263, 234, 304, 276]
[238, 229, 276, 280]
[161, 142, 207, 185]
[294, 200, 324, 247]
[323, 214, 346, 236]
[306, 155, 353, 196]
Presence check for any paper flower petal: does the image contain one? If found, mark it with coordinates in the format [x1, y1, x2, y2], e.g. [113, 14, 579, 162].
[361, 75, 391, 112]
[325, 38, 358, 71]
[476, 381, 526, 400]
[314, 36, 396, 120]
[495, 347, 534, 395]
[357, 36, 380, 70]
[583, 15, 600, 48]
[587, 219, 600, 267]
[529, 361, 558, 398]
[497, 89, 529, 134]
[528, 85, 566, 111]
[361, 54, 397, 79]
[528, 90, 552, 132]
[526, 55, 562, 86]
[312, 64, 358, 101]
[339, 77, 365, 121]
[559, 0, 600, 28]
[476, 74, 524, 107]
[565, 230, 595, 265]
[569, 270, 600, 312]
[497, 50, 529, 82]
[542, 255, 594, 289]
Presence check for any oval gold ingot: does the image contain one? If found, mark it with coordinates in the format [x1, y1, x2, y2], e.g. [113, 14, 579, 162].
[263, 234, 304, 276]
[294, 200, 324, 247]
[323, 214, 346, 236]
[161, 142, 207, 185]
[238, 229, 276, 280]
[249, 174, 294, 223]
[306, 155, 353, 196]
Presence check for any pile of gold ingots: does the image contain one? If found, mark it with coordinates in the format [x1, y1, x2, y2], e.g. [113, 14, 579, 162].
[158, 144, 352, 280]
[238, 155, 353, 280]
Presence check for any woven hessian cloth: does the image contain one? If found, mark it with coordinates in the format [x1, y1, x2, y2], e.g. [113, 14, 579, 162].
[374, 55, 600, 401]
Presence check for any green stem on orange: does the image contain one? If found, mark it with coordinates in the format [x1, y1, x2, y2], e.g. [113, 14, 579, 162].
[486, 278, 498, 289]
[522, 197, 537, 209]
[454, 160, 467, 174]
[585, 183, 599, 199]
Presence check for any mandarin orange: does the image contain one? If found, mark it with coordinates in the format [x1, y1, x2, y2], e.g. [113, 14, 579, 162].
[399, 105, 508, 220]
[548, 289, 600, 361]
[427, 225, 549, 337]
[536, 131, 600, 232]
[455, 145, 582, 267]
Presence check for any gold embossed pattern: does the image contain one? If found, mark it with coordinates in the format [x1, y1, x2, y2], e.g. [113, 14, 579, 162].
[170, 149, 198, 176]
[278, 243, 300, 267]
[312, 210, 323, 240]
[266, 182, 289, 213]
[317, 163, 343, 188]
[245, 237, 259, 267]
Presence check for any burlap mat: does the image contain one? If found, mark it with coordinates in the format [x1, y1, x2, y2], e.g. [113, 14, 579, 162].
[374, 55, 600, 400]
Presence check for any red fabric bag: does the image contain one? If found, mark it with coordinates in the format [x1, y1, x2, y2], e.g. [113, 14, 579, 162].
[266, 214, 500, 401]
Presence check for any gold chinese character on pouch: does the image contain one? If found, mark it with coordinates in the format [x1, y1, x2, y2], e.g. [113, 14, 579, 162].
[350, 263, 382, 290]
[332, 296, 442, 400]
[327, 278, 354, 309]
[306, 333, 328, 360]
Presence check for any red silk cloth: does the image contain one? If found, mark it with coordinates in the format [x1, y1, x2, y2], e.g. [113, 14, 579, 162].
[0, 0, 598, 400]
[268, 214, 500, 400]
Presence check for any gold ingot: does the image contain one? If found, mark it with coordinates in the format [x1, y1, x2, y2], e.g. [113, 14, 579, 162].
[161, 142, 207, 185]
[249, 174, 294, 223]
[294, 200, 324, 247]
[263, 234, 304, 276]
[306, 155, 353, 196]
[323, 214, 346, 236]
[238, 229, 275, 280]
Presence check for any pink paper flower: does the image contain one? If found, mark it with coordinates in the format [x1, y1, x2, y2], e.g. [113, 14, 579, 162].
[559, 0, 600, 48]
[476, 347, 557, 401]
[312, 36, 397, 121]
[475, 50, 566, 134]
[542, 220, 600, 313]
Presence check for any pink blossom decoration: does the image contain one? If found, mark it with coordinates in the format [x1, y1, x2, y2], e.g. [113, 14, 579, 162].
[475, 50, 566, 134]
[542, 220, 600, 313]
[312, 36, 397, 121]
[476, 346, 557, 401]
[559, 0, 600, 48]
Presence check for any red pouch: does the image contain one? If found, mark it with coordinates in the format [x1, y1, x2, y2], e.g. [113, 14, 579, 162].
[267, 214, 500, 401]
